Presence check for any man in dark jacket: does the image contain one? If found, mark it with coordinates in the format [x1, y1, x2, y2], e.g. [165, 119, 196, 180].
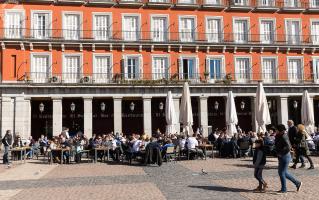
[2, 130, 13, 166]
[287, 120, 305, 168]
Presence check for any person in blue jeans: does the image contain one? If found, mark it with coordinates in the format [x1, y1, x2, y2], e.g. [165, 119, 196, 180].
[275, 124, 302, 193]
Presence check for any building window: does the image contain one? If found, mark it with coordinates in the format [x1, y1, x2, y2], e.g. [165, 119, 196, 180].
[233, 18, 249, 43]
[5, 10, 24, 39]
[287, 58, 303, 83]
[205, 0, 221, 5]
[93, 14, 111, 40]
[206, 56, 224, 82]
[260, 19, 275, 44]
[63, 13, 81, 40]
[285, 0, 300, 7]
[312, 57, 319, 82]
[31, 54, 51, 83]
[206, 17, 222, 42]
[32, 11, 51, 39]
[178, 0, 196, 4]
[122, 15, 140, 41]
[235, 57, 251, 82]
[63, 54, 82, 83]
[123, 55, 142, 80]
[261, 57, 277, 83]
[285, 19, 301, 44]
[179, 17, 196, 42]
[178, 56, 199, 80]
[152, 56, 169, 80]
[93, 54, 112, 83]
[233, 0, 249, 6]
[310, 0, 319, 8]
[151, 16, 168, 42]
[311, 20, 319, 44]
[149, 0, 169, 2]
[258, 0, 275, 6]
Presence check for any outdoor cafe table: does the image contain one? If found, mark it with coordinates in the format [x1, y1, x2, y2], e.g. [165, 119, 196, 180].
[10, 147, 27, 163]
[94, 147, 110, 163]
[49, 148, 71, 165]
[196, 144, 214, 160]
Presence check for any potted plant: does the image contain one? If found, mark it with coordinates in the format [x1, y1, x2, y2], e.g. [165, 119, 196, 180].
[203, 71, 209, 82]
[224, 73, 233, 85]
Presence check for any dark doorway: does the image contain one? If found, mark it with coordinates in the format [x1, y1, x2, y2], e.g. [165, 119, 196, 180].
[208, 97, 226, 132]
[62, 98, 84, 137]
[122, 99, 143, 135]
[192, 97, 199, 132]
[152, 98, 166, 134]
[288, 97, 301, 125]
[267, 97, 278, 129]
[93, 98, 114, 135]
[235, 97, 252, 132]
[314, 98, 319, 128]
[31, 99, 53, 139]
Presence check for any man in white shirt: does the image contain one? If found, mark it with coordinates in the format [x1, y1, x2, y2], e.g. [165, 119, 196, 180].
[132, 139, 142, 153]
[186, 134, 199, 149]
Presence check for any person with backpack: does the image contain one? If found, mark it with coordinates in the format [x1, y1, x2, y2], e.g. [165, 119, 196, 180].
[2, 130, 13, 167]
[253, 139, 267, 192]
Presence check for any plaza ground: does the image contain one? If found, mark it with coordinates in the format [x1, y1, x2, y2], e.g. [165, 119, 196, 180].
[0, 156, 318, 200]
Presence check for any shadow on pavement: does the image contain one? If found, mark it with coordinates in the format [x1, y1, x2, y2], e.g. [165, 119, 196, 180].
[188, 185, 252, 193]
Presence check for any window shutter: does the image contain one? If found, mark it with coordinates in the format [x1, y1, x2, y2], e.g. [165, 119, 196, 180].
[205, 58, 210, 78]
[139, 56, 143, 79]
[33, 14, 38, 38]
[195, 57, 199, 79]
[178, 57, 183, 79]
[121, 56, 126, 79]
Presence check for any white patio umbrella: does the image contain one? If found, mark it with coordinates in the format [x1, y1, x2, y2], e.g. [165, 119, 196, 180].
[179, 82, 193, 135]
[302, 90, 315, 134]
[165, 91, 177, 134]
[225, 91, 238, 137]
[255, 82, 271, 133]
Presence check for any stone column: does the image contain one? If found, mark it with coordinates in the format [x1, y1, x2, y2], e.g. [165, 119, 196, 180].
[83, 97, 93, 139]
[113, 97, 122, 134]
[173, 97, 180, 134]
[277, 96, 289, 127]
[23, 98, 31, 139]
[14, 96, 30, 139]
[199, 96, 208, 137]
[52, 97, 63, 136]
[143, 97, 152, 137]
[1, 97, 13, 135]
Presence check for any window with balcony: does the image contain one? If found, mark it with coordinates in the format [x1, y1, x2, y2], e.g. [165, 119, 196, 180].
[93, 13, 111, 40]
[152, 56, 169, 80]
[63, 54, 82, 83]
[285, 19, 301, 44]
[151, 16, 168, 42]
[310, 0, 319, 8]
[233, 19, 249, 43]
[63, 13, 81, 40]
[93, 54, 112, 83]
[284, 0, 300, 7]
[311, 20, 319, 44]
[123, 55, 142, 80]
[206, 56, 224, 82]
[5, 10, 24, 39]
[149, 0, 170, 2]
[287, 57, 303, 83]
[206, 17, 222, 43]
[179, 17, 196, 42]
[258, 0, 275, 6]
[32, 11, 51, 39]
[312, 57, 319, 82]
[178, 0, 196, 4]
[232, 0, 249, 6]
[260, 19, 275, 44]
[235, 57, 251, 82]
[31, 54, 51, 83]
[178, 56, 199, 80]
[261, 57, 277, 83]
[122, 15, 140, 41]
[205, 0, 221, 5]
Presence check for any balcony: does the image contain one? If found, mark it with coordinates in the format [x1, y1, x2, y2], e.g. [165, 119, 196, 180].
[56, 0, 86, 4]
[87, 0, 116, 6]
[117, 0, 144, 7]
[202, 0, 226, 10]
[146, 0, 172, 8]
[174, 0, 200, 9]
[228, 0, 253, 11]
[255, 0, 279, 12]
[20, 0, 55, 3]
[280, 0, 306, 12]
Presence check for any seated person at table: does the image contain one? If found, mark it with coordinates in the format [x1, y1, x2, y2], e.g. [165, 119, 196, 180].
[144, 137, 162, 166]
[161, 139, 174, 159]
[60, 137, 71, 164]
[49, 138, 60, 163]
[39, 135, 48, 155]
[179, 135, 187, 153]
[132, 135, 143, 158]
[186, 134, 204, 159]
[93, 136, 105, 160]
[12, 136, 24, 160]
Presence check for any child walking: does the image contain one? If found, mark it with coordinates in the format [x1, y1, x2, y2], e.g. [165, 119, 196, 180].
[253, 139, 268, 192]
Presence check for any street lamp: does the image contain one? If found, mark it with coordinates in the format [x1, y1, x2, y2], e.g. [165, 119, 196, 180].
[293, 100, 298, 109]
[70, 102, 76, 112]
[240, 101, 245, 110]
[214, 101, 219, 111]
[130, 102, 135, 112]
[100, 102, 106, 112]
[39, 102, 44, 113]
[159, 102, 164, 111]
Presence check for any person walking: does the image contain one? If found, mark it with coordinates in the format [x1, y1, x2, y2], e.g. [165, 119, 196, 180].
[253, 139, 267, 192]
[2, 130, 13, 167]
[275, 124, 302, 193]
[287, 120, 305, 168]
[291, 124, 314, 170]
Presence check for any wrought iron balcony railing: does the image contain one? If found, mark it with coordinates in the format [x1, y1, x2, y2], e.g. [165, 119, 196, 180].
[2, 28, 319, 46]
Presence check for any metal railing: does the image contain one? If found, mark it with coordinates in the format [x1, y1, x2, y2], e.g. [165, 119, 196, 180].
[23, 72, 316, 84]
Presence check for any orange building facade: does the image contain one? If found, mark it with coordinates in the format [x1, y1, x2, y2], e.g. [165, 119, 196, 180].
[1, 0, 319, 139]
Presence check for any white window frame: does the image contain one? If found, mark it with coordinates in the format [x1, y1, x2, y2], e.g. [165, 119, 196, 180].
[178, 15, 197, 42]
[310, 0, 319, 8]
[30, 52, 52, 83]
[205, 55, 225, 83]
[259, 18, 276, 44]
[92, 53, 113, 83]
[122, 54, 143, 80]
[232, 17, 250, 43]
[205, 16, 223, 43]
[284, 18, 302, 45]
[178, 55, 199, 81]
[150, 14, 169, 42]
[261, 56, 278, 83]
[62, 53, 83, 83]
[4, 9, 25, 39]
[287, 56, 304, 83]
[234, 56, 252, 83]
[62, 11, 83, 40]
[312, 56, 319, 83]
[151, 54, 170, 80]
[285, 0, 300, 7]
[31, 10, 52, 39]
[121, 13, 141, 41]
[92, 12, 112, 40]
[310, 19, 319, 45]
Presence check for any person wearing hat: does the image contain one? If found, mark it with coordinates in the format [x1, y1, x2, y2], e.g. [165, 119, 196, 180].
[275, 124, 302, 193]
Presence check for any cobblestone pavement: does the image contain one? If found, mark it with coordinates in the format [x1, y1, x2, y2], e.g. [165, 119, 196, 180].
[0, 155, 319, 200]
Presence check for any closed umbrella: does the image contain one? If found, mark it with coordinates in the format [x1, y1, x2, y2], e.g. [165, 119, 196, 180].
[226, 91, 238, 137]
[179, 82, 193, 135]
[302, 90, 315, 134]
[165, 91, 177, 134]
[255, 82, 271, 133]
